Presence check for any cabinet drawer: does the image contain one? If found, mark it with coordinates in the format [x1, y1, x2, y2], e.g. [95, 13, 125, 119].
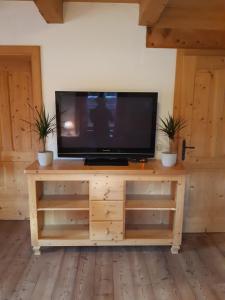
[90, 221, 123, 241]
[90, 178, 124, 201]
[91, 201, 123, 221]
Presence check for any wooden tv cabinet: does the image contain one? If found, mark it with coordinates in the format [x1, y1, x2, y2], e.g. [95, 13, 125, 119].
[25, 159, 186, 255]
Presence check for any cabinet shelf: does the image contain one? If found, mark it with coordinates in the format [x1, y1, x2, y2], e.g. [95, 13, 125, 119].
[39, 224, 89, 240]
[37, 194, 89, 211]
[126, 194, 175, 211]
[125, 224, 173, 241]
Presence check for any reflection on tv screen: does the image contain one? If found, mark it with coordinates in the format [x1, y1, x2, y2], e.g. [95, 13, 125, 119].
[56, 92, 157, 150]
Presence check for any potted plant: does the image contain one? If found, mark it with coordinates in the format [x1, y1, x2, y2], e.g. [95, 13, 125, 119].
[159, 114, 186, 167]
[23, 105, 56, 166]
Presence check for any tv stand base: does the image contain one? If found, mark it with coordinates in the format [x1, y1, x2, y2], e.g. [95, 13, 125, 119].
[85, 157, 128, 166]
[25, 160, 186, 255]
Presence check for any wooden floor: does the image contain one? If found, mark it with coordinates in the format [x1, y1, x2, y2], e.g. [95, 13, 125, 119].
[1, 222, 225, 300]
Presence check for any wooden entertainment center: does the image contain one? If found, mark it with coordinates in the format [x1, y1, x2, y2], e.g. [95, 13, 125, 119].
[25, 159, 186, 255]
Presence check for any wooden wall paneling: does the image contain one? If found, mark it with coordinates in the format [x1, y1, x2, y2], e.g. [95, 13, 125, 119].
[146, 28, 225, 49]
[183, 170, 225, 232]
[0, 46, 43, 220]
[7, 66, 33, 151]
[174, 49, 225, 232]
[0, 162, 30, 219]
[0, 70, 13, 151]
[210, 69, 225, 157]
[0, 197, 29, 219]
[174, 52, 197, 161]
[190, 70, 213, 158]
[0, 163, 4, 190]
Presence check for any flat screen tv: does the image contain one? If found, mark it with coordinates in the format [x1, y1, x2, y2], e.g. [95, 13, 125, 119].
[56, 91, 158, 164]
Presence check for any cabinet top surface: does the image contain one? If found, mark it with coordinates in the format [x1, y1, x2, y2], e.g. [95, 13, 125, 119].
[25, 159, 186, 176]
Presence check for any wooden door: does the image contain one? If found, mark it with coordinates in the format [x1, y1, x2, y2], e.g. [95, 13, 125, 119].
[174, 49, 225, 232]
[0, 55, 41, 219]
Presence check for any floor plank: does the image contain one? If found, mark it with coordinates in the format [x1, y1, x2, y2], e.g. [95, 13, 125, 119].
[52, 248, 80, 300]
[144, 247, 180, 300]
[72, 248, 96, 300]
[128, 247, 156, 300]
[1, 221, 225, 300]
[94, 247, 114, 300]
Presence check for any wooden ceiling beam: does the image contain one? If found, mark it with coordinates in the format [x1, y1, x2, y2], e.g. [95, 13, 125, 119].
[154, 0, 225, 30]
[33, 0, 63, 23]
[64, 0, 139, 2]
[139, 0, 169, 26]
[146, 27, 225, 49]
[9, 0, 139, 2]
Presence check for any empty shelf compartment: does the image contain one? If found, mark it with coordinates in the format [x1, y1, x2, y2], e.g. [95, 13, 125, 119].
[38, 194, 89, 211]
[126, 194, 175, 211]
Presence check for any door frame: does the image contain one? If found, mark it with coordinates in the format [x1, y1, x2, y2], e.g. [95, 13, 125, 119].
[174, 48, 225, 118]
[173, 49, 225, 232]
[0, 46, 43, 220]
[0, 46, 43, 111]
[173, 49, 225, 164]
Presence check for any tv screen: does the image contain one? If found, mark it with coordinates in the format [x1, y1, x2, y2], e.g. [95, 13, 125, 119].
[56, 91, 157, 159]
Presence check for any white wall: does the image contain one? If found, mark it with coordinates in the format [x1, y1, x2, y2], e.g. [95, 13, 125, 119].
[0, 1, 177, 157]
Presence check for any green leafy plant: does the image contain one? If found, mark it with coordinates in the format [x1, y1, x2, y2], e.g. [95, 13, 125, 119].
[159, 114, 186, 152]
[22, 105, 56, 152]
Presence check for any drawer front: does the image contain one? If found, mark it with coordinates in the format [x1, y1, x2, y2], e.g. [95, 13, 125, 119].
[90, 221, 123, 241]
[90, 177, 124, 201]
[91, 201, 123, 221]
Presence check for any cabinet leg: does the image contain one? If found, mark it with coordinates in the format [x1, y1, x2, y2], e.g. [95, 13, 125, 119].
[171, 245, 180, 254]
[33, 246, 41, 255]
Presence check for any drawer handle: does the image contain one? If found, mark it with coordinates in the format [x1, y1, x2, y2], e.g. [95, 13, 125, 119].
[106, 210, 110, 215]
[105, 228, 110, 235]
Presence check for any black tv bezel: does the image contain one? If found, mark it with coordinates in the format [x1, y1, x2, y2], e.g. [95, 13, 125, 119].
[56, 91, 158, 159]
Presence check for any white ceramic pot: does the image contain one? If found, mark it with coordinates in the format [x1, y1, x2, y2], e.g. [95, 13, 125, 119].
[37, 151, 53, 167]
[161, 152, 177, 167]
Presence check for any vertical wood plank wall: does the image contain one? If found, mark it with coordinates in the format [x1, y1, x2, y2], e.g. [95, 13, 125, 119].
[0, 46, 42, 219]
